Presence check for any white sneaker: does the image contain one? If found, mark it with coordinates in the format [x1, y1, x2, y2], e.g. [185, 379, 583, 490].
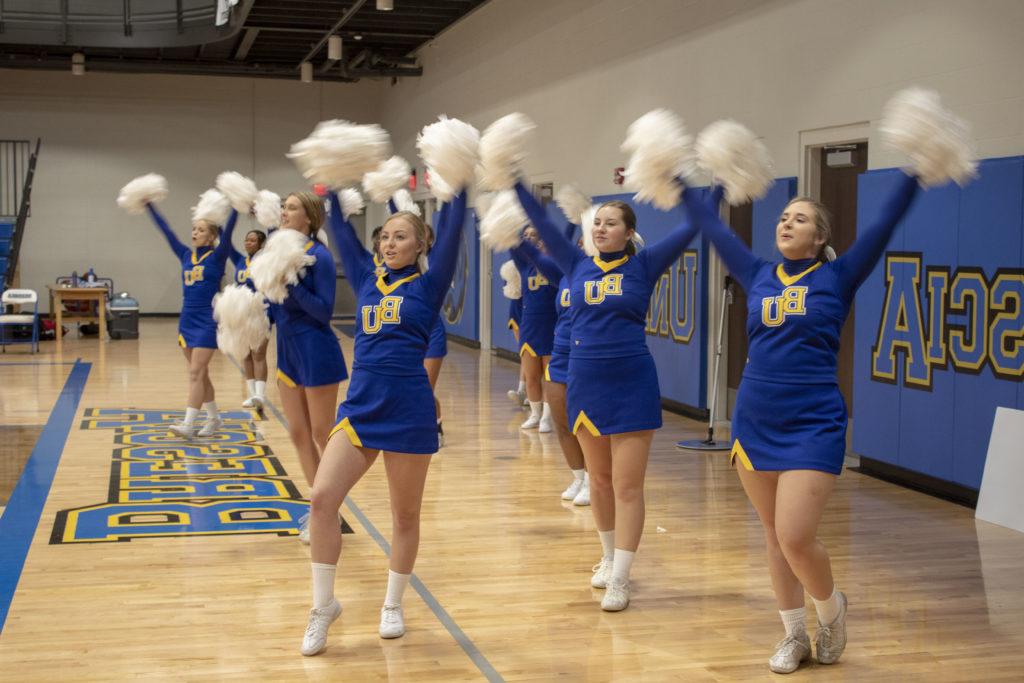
[242, 396, 257, 408]
[769, 632, 812, 674]
[815, 591, 848, 665]
[521, 414, 540, 430]
[379, 604, 405, 639]
[506, 389, 524, 405]
[572, 480, 590, 506]
[591, 557, 613, 588]
[168, 422, 197, 440]
[561, 478, 584, 501]
[601, 577, 630, 611]
[197, 417, 223, 437]
[300, 599, 342, 656]
[538, 415, 553, 433]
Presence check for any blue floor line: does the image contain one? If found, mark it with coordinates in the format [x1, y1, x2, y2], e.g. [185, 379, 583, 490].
[0, 359, 91, 633]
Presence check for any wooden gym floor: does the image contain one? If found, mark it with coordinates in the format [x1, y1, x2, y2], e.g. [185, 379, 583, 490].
[0, 319, 1022, 681]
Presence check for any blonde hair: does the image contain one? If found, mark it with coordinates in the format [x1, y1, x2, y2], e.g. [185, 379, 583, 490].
[288, 191, 325, 238]
[383, 211, 429, 270]
[783, 196, 833, 262]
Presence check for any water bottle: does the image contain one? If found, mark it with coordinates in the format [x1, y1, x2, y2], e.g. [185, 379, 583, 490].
[71, 270, 79, 287]
[87, 267, 96, 284]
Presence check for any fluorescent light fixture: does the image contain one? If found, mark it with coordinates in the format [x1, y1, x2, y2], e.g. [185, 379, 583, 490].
[71, 52, 85, 76]
[376, 0, 394, 10]
[328, 35, 343, 60]
[300, 61, 313, 82]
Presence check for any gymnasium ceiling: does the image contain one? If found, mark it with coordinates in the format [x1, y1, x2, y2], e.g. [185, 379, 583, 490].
[0, 0, 489, 82]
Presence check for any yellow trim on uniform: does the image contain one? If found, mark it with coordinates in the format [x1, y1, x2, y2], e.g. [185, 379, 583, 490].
[177, 334, 187, 348]
[730, 439, 755, 471]
[373, 253, 384, 267]
[329, 417, 363, 448]
[776, 261, 822, 286]
[375, 272, 421, 295]
[304, 241, 315, 253]
[572, 411, 601, 436]
[507, 319, 519, 333]
[190, 249, 214, 266]
[592, 254, 629, 273]
[520, 342, 537, 357]
[543, 364, 551, 382]
[276, 369, 297, 388]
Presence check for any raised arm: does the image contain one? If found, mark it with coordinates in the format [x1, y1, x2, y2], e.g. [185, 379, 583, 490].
[212, 209, 238, 265]
[834, 173, 919, 298]
[327, 191, 374, 287]
[638, 214, 699, 285]
[680, 186, 762, 292]
[287, 247, 336, 325]
[388, 198, 398, 214]
[513, 238, 564, 282]
[514, 182, 581, 275]
[229, 247, 246, 271]
[423, 190, 467, 309]
[145, 203, 190, 260]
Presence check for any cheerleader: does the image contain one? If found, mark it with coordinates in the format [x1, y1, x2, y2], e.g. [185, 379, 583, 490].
[230, 229, 270, 411]
[145, 201, 237, 439]
[300, 189, 467, 655]
[513, 228, 589, 505]
[504, 282, 527, 405]
[514, 183, 698, 611]
[421, 223, 449, 447]
[679, 177, 921, 671]
[269, 192, 348, 543]
[510, 226, 559, 432]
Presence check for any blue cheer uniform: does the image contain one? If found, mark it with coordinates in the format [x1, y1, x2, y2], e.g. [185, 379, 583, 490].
[327, 191, 467, 454]
[681, 175, 919, 474]
[507, 297, 523, 337]
[231, 249, 275, 328]
[510, 245, 558, 357]
[146, 204, 237, 350]
[515, 182, 699, 435]
[268, 238, 347, 388]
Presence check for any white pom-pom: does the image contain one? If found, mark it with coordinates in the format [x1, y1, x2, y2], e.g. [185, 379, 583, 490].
[480, 190, 527, 251]
[824, 246, 837, 262]
[253, 190, 281, 228]
[880, 87, 977, 187]
[338, 188, 365, 219]
[213, 285, 270, 361]
[116, 173, 168, 214]
[478, 113, 536, 191]
[555, 184, 591, 225]
[416, 116, 480, 201]
[499, 259, 521, 299]
[392, 188, 421, 216]
[287, 120, 392, 189]
[580, 204, 599, 257]
[621, 109, 694, 211]
[215, 171, 258, 213]
[363, 156, 412, 204]
[475, 191, 496, 218]
[317, 228, 330, 248]
[695, 120, 774, 205]
[249, 228, 316, 303]
[191, 188, 232, 226]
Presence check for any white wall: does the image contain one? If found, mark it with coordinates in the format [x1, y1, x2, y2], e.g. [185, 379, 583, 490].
[0, 69, 384, 312]
[377, 0, 1024, 192]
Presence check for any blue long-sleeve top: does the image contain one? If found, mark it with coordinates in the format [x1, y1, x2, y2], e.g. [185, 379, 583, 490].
[680, 173, 919, 384]
[328, 190, 467, 376]
[230, 248, 256, 290]
[268, 237, 337, 335]
[514, 181, 698, 359]
[509, 242, 559, 327]
[146, 204, 237, 311]
[514, 223, 579, 355]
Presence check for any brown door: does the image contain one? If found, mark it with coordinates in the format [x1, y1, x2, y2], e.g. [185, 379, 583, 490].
[725, 202, 753, 419]
[818, 142, 868, 415]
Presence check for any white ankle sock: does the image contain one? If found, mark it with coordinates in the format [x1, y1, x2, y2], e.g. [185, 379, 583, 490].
[246, 379, 256, 396]
[384, 569, 411, 607]
[528, 400, 542, 418]
[813, 587, 841, 625]
[311, 562, 337, 609]
[571, 468, 585, 481]
[203, 401, 219, 419]
[255, 380, 266, 399]
[598, 529, 615, 560]
[611, 548, 635, 583]
[183, 407, 200, 426]
[780, 606, 807, 636]
[517, 380, 526, 393]
[541, 402, 551, 420]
